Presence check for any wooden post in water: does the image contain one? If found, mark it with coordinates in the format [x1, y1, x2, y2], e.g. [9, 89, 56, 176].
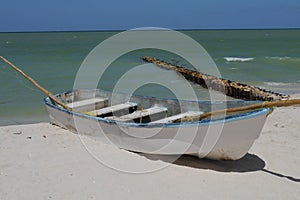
[143, 56, 289, 101]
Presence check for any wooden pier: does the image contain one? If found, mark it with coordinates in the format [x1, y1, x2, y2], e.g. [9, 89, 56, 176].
[143, 56, 289, 101]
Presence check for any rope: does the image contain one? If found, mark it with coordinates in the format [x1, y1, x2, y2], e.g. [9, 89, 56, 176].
[14, 71, 40, 92]
[0, 56, 71, 110]
[1, 64, 39, 92]
[139, 107, 148, 123]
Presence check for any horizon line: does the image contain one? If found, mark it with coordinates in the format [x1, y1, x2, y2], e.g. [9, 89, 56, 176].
[1, 27, 300, 34]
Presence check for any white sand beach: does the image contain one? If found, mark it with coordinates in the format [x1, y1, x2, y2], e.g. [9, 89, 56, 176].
[0, 106, 299, 199]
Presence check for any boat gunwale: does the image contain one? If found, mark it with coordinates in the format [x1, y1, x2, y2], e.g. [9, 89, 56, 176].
[43, 89, 272, 128]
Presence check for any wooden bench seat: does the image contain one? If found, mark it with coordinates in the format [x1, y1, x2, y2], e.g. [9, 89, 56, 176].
[151, 111, 204, 124]
[67, 97, 108, 112]
[85, 102, 137, 117]
[106, 106, 167, 123]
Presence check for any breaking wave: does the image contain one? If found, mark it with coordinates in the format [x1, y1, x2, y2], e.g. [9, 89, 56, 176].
[224, 57, 255, 62]
[265, 56, 300, 62]
[263, 82, 300, 94]
[263, 82, 295, 86]
[266, 56, 291, 60]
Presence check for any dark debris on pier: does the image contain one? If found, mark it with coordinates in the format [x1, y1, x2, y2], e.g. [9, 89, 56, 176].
[143, 56, 289, 101]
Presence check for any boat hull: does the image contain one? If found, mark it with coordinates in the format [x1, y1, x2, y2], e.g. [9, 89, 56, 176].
[44, 89, 270, 160]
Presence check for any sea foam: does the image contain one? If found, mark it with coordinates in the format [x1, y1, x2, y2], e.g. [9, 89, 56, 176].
[265, 56, 300, 62]
[224, 57, 255, 62]
[263, 82, 296, 86]
[266, 56, 291, 60]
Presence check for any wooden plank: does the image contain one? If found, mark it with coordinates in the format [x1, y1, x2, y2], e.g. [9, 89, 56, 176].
[151, 111, 204, 123]
[67, 97, 108, 112]
[85, 102, 137, 117]
[106, 106, 168, 123]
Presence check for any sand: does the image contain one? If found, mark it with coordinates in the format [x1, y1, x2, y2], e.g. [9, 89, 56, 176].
[0, 106, 299, 200]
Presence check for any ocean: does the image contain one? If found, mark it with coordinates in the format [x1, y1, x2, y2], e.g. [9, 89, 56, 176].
[1, 29, 300, 125]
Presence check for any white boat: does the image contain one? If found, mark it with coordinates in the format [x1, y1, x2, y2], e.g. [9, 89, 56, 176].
[44, 88, 271, 160]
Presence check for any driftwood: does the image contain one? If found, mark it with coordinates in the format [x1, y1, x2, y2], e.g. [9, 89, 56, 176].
[173, 98, 300, 122]
[0, 56, 70, 110]
[143, 56, 289, 101]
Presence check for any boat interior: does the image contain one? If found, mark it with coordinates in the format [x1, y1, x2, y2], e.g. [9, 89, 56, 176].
[53, 89, 260, 124]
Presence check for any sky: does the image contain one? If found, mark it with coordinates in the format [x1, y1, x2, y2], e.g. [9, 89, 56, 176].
[1, 0, 300, 32]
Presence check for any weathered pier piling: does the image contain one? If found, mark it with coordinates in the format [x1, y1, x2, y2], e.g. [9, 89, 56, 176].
[143, 56, 289, 101]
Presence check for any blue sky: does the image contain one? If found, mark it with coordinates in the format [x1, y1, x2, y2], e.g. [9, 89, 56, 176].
[1, 0, 300, 32]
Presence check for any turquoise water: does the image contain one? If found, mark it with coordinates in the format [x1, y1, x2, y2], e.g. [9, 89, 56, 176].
[1, 29, 300, 125]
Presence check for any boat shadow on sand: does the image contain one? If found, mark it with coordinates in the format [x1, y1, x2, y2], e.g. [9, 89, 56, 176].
[140, 153, 300, 183]
[141, 153, 265, 172]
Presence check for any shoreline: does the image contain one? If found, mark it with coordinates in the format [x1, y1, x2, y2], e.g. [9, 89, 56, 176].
[0, 106, 299, 199]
